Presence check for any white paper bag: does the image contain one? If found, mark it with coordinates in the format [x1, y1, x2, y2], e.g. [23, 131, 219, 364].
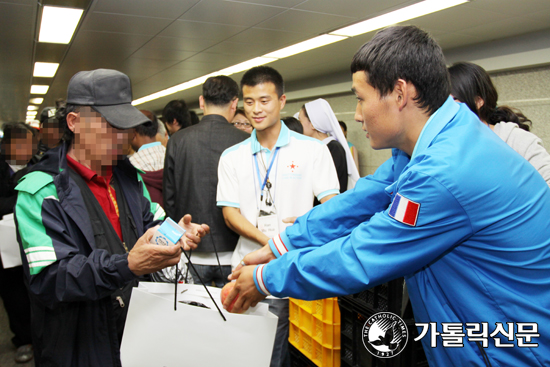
[0, 214, 23, 268]
[120, 282, 278, 367]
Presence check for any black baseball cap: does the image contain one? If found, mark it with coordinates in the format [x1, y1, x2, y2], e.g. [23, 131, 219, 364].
[66, 69, 150, 129]
[39, 107, 57, 125]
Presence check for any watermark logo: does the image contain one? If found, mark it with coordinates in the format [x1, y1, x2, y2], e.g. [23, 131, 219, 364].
[362, 312, 408, 358]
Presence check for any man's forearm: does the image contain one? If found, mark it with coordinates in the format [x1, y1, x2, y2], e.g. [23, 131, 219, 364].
[222, 207, 269, 246]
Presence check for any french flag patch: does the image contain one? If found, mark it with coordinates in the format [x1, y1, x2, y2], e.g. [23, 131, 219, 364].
[389, 193, 420, 227]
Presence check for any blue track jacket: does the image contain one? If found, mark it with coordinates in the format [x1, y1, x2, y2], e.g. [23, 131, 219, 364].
[255, 97, 550, 366]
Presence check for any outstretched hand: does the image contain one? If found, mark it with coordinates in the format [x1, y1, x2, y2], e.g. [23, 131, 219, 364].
[178, 214, 210, 251]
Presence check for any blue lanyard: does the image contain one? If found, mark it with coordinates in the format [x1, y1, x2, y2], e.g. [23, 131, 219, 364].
[254, 147, 280, 199]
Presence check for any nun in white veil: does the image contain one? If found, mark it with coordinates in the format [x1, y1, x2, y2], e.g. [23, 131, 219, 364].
[298, 98, 361, 192]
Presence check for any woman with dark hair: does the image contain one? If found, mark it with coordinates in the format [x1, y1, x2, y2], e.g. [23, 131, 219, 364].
[449, 61, 550, 186]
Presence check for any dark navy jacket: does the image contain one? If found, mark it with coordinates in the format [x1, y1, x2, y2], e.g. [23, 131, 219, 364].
[14, 142, 160, 367]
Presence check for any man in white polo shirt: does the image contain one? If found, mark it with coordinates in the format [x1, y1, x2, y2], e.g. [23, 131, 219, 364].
[217, 66, 339, 367]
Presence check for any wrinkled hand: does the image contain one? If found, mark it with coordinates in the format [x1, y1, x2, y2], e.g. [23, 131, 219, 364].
[229, 244, 276, 280]
[178, 214, 210, 251]
[223, 265, 266, 313]
[128, 226, 182, 276]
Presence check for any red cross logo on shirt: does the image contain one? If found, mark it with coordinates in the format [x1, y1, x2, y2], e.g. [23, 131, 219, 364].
[288, 161, 298, 172]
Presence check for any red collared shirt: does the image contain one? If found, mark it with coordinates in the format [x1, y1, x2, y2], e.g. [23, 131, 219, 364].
[67, 155, 123, 241]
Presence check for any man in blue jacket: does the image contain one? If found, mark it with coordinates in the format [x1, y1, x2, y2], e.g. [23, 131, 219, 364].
[226, 26, 550, 366]
[15, 69, 208, 367]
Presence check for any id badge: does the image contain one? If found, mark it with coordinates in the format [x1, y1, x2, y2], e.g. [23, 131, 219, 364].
[257, 214, 278, 238]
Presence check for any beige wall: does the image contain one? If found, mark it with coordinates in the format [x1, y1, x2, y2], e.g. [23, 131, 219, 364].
[490, 65, 550, 144]
[282, 64, 550, 177]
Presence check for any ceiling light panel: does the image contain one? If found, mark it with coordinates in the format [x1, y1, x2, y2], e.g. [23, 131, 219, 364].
[217, 57, 278, 76]
[330, 0, 469, 37]
[30, 98, 44, 104]
[33, 62, 60, 77]
[31, 85, 49, 94]
[39, 6, 84, 44]
[263, 34, 347, 59]
[28, 105, 39, 111]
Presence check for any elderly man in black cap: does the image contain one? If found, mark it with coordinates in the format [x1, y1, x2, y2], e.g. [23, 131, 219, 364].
[14, 69, 209, 367]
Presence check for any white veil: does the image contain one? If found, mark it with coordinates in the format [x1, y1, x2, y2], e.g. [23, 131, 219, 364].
[304, 98, 360, 189]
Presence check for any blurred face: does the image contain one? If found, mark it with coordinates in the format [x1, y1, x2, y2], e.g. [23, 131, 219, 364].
[352, 71, 402, 150]
[165, 120, 180, 135]
[4, 130, 35, 165]
[41, 122, 62, 147]
[298, 108, 316, 137]
[231, 112, 253, 134]
[242, 82, 286, 133]
[71, 107, 132, 167]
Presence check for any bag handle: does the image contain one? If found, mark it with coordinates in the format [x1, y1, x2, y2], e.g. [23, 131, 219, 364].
[175, 247, 227, 321]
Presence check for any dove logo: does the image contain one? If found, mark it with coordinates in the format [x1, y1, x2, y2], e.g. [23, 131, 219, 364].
[362, 312, 408, 358]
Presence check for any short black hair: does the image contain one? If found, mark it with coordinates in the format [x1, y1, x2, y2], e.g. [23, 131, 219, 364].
[448, 62, 531, 131]
[241, 66, 284, 97]
[136, 110, 159, 138]
[351, 26, 450, 115]
[339, 120, 347, 132]
[162, 99, 191, 129]
[203, 76, 239, 106]
[282, 116, 303, 134]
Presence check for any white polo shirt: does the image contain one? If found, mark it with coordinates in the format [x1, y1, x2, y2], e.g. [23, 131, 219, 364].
[217, 122, 340, 269]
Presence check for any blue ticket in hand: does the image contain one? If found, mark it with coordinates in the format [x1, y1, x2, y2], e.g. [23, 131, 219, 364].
[151, 217, 186, 246]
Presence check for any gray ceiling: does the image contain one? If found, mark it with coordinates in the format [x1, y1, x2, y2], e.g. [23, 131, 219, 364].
[1, 0, 550, 123]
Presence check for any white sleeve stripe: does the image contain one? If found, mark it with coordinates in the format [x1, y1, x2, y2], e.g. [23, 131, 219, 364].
[25, 246, 56, 254]
[256, 264, 270, 295]
[44, 195, 59, 201]
[273, 234, 288, 256]
[28, 260, 56, 268]
[27, 252, 57, 263]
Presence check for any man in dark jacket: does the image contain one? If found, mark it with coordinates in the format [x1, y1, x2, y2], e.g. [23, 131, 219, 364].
[164, 75, 248, 287]
[14, 69, 208, 367]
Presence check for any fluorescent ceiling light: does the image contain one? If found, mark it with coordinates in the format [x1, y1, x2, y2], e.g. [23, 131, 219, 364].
[39, 6, 84, 44]
[132, 0, 468, 105]
[34, 62, 59, 77]
[263, 35, 347, 59]
[133, 57, 280, 105]
[27, 111, 38, 116]
[28, 105, 39, 111]
[132, 74, 216, 106]
[218, 57, 278, 76]
[30, 98, 44, 104]
[31, 85, 49, 94]
[330, 0, 469, 37]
